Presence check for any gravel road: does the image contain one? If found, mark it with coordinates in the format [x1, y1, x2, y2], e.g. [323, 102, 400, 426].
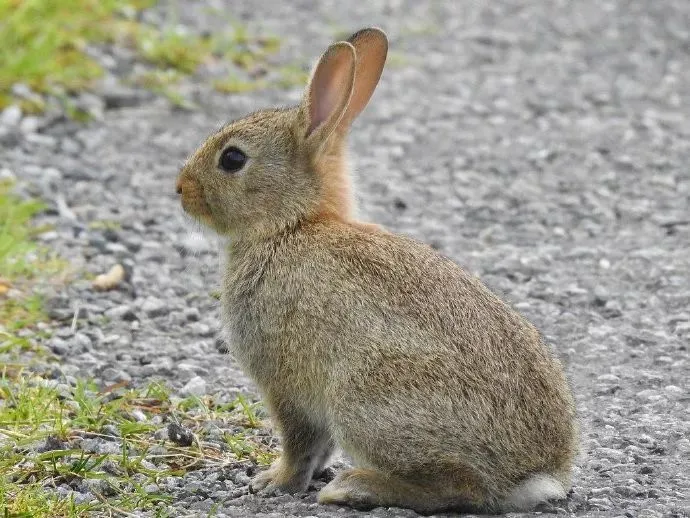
[2, 1, 689, 516]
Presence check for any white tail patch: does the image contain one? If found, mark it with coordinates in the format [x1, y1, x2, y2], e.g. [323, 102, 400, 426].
[501, 473, 566, 511]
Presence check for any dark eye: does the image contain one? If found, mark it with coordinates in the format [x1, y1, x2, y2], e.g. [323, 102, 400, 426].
[219, 146, 247, 173]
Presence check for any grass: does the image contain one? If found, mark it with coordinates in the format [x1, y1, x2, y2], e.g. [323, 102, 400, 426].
[0, 181, 67, 333]
[0, 0, 155, 110]
[0, 0, 298, 113]
[0, 365, 276, 517]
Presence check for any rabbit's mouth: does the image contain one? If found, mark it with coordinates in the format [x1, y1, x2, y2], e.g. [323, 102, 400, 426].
[177, 177, 214, 227]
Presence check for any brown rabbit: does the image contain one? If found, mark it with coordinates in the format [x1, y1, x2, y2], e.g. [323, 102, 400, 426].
[176, 27, 578, 514]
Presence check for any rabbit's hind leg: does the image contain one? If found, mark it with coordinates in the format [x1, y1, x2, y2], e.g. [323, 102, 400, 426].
[317, 468, 482, 514]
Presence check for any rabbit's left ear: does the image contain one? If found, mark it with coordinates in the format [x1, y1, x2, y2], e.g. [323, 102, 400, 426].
[337, 27, 388, 131]
[302, 41, 356, 150]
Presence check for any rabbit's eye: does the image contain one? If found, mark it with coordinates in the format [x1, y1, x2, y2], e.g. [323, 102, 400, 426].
[219, 147, 247, 173]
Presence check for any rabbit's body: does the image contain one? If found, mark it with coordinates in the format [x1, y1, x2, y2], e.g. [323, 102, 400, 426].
[221, 220, 576, 512]
[177, 28, 578, 513]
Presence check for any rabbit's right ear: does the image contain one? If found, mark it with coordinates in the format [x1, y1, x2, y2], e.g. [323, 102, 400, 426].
[301, 42, 356, 152]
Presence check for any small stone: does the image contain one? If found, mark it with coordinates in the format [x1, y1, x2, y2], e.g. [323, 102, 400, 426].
[37, 435, 66, 453]
[674, 438, 690, 454]
[100, 367, 131, 382]
[85, 478, 118, 497]
[154, 428, 169, 441]
[0, 168, 16, 182]
[636, 389, 658, 401]
[180, 376, 206, 397]
[232, 471, 250, 486]
[19, 116, 40, 134]
[49, 337, 69, 355]
[105, 304, 138, 321]
[148, 444, 168, 458]
[73, 492, 95, 505]
[664, 385, 683, 396]
[101, 424, 120, 439]
[0, 105, 22, 127]
[141, 296, 168, 318]
[130, 409, 147, 422]
[25, 133, 57, 148]
[595, 447, 625, 461]
[189, 322, 213, 337]
[215, 335, 230, 353]
[60, 138, 82, 155]
[102, 85, 151, 109]
[38, 231, 59, 242]
[597, 374, 619, 383]
[144, 484, 159, 494]
[167, 423, 194, 447]
[183, 307, 201, 322]
[588, 497, 611, 510]
[72, 332, 93, 351]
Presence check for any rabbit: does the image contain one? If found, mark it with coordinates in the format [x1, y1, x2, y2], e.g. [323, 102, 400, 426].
[176, 27, 578, 514]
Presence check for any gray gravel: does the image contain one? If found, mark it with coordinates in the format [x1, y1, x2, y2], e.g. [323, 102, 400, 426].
[2, 0, 689, 516]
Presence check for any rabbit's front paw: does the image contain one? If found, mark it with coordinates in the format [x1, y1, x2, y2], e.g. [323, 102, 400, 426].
[249, 458, 310, 494]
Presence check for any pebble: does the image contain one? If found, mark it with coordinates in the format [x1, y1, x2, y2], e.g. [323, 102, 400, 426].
[141, 296, 168, 318]
[0, 105, 22, 127]
[189, 322, 213, 337]
[636, 389, 659, 401]
[25, 133, 57, 148]
[180, 376, 207, 396]
[0, 168, 16, 182]
[105, 304, 138, 321]
[19, 116, 40, 134]
[167, 423, 194, 447]
[49, 337, 69, 355]
[588, 497, 611, 510]
[101, 424, 120, 438]
[130, 408, 148, 422]
[184, 307, 201, 322]
[663, 385, 684, 396]
[72, 332, 93, 351]
[597, 374, 620, 383]
[100, 367, 132, 382]
[60, 137, 82, 155]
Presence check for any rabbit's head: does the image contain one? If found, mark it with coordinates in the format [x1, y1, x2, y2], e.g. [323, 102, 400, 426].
[176, 28, 388, 237]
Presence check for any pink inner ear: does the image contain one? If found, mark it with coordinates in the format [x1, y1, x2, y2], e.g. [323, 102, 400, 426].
[308, 48, 353, 137]
[310, 77, 340, 135]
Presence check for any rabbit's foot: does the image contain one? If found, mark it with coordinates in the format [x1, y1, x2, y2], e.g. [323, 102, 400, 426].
[249, 458, 311, 494]
[317, 468, 395, 510]
[318, 468, 477, 513]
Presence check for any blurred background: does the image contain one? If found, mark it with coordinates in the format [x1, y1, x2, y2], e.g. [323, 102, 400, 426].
[0, 1, 688, 517]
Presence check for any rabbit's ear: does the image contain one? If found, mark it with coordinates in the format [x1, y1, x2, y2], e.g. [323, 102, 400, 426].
[338, 27, 388, 131]
[302, 41, 356, 149]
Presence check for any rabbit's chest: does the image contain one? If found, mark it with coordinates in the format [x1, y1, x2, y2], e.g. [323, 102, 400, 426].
[221, 284, 298, 378]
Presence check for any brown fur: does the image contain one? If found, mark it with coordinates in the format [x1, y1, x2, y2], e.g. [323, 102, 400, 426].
[177, 28, 578, 514]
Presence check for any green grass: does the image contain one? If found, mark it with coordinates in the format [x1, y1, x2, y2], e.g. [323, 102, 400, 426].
[0, 366, 276, 517]
[0, 181, 67, 333]
[0, 0, 156, 110]
[0, 182, 45, 279]
[135, 27, 211, 75]
[0, 0, 294, 113]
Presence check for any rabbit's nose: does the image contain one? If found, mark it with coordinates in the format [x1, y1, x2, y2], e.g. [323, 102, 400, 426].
[176, 179, 183, 195]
